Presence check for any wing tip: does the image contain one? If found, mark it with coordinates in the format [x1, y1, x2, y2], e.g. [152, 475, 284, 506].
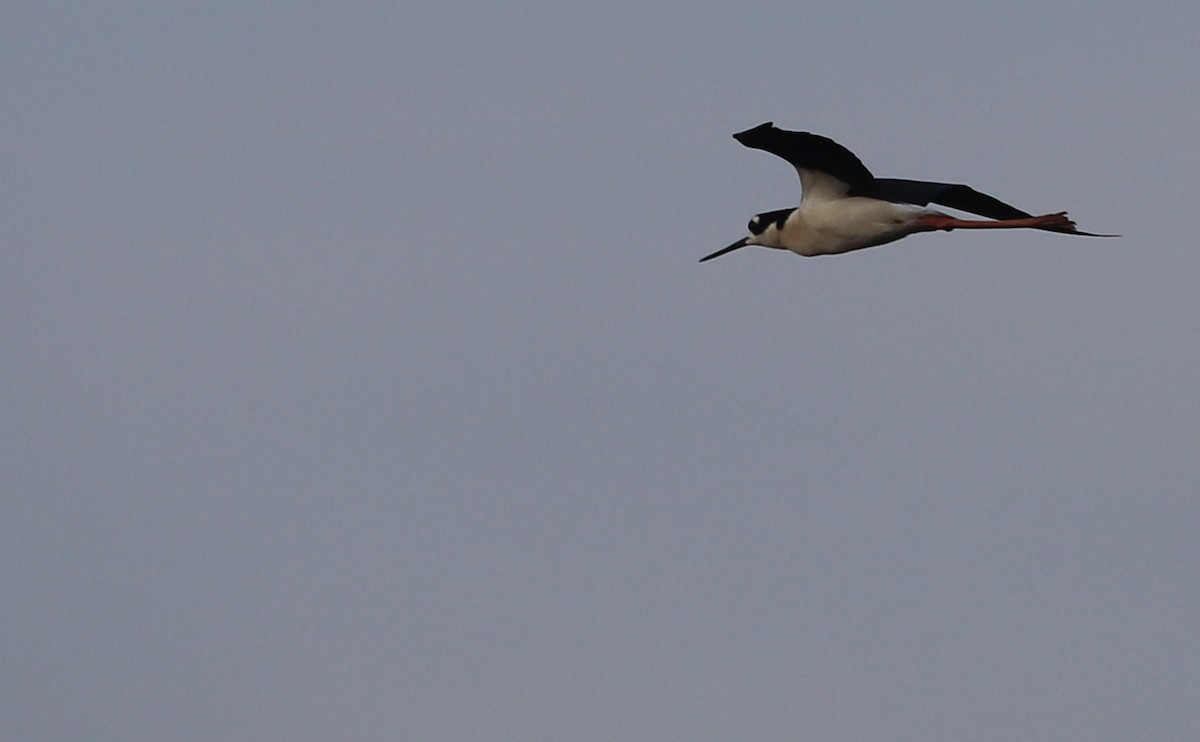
[1041, 213, 1120, 238]
[1058, 229, 1121, 238]
[732, 121, 776, 144]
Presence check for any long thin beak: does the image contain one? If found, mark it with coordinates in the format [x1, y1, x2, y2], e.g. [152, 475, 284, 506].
[699, 238, 749, 263]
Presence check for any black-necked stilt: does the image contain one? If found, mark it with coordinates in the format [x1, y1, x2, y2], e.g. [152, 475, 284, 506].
[701, 122, 1115, 262]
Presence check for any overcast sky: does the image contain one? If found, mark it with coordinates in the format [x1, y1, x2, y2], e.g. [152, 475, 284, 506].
[5, 3, 1199, 741]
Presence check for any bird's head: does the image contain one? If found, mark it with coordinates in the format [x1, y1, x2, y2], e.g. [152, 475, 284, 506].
[699, 209, 793, 262]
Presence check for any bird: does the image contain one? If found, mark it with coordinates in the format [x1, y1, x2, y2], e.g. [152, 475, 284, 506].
[700, 122, 1115, 262]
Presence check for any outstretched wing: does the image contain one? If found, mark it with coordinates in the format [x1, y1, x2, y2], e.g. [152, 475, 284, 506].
[868, 178, 1116, 236]
[867, 178, 1034, 220]
[733, 122, 875, 204]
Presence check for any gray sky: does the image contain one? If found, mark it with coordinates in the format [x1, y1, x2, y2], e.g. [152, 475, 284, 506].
[5, 2, 1199, 740]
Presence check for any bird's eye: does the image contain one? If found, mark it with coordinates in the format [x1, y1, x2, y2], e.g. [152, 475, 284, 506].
[747, 217, 761, 233]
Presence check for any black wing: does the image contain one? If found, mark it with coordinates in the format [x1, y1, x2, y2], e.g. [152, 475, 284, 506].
[866, 178, 1034, 220]
[734, 125, 1116, 236]
[866, 178, 1116, 236]
[733, 122, 875, 200]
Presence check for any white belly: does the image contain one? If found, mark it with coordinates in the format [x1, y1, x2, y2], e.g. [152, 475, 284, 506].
[782, 199, 930, 256]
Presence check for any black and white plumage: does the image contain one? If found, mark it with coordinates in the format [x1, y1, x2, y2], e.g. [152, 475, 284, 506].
[700, 122, 1114, 262]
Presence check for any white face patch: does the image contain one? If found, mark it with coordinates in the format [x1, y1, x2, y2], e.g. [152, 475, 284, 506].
[745, 209, 794, 247]
[756, 223, 783, 248]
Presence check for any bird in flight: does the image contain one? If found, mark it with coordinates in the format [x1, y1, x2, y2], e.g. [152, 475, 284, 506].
[700, 122, 1114, 262]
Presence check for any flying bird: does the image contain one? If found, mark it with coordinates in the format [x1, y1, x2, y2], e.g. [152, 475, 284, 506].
[700, 122, 1114, 262]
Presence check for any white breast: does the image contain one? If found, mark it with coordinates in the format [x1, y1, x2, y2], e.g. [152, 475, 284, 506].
[782, 198, 932, 256]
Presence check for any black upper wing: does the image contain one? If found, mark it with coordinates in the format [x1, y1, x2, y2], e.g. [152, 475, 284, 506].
[866, 178, 1115, 236]
[733, 125, 1115, 236]
[733, 122, 876, 195]
[865, 178, 1034, 220]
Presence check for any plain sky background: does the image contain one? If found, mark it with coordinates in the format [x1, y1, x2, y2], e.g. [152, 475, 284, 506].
[5, 2, 1198, 740]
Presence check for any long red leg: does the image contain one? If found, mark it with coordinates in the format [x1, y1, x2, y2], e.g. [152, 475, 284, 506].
[915, 211, 1077, 233]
